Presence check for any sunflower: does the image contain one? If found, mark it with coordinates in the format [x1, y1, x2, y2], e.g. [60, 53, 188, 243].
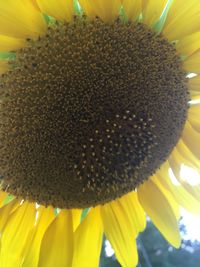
[0, 0, 200, 266]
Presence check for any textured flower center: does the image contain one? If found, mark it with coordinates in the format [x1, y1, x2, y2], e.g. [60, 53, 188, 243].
[0, 18, 188, 208]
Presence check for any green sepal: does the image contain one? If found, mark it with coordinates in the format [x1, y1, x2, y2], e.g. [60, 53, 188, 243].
[0, 52, 16, 60]
[81, 208, 89, 221]
[74, 0, 82, 15]
[3, 194, 14, 205]
[153, 0, 174, 33]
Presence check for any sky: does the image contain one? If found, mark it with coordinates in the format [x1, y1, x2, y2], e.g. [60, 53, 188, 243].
[182, 209, 200, 241]
[179, 165, 200, 241]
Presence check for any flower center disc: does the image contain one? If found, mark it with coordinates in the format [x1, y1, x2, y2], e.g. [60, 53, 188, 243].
[0, 18, 188, 208]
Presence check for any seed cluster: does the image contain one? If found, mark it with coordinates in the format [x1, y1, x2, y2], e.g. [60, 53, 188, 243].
[75, 111, 157, 195]
[0, 18, 188, 208]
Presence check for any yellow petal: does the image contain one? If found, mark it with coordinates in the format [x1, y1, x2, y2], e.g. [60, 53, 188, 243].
[141, 0, 148, 10]
[72, 207, 103, 267]
[28, 0, 41, 11]
[118, 191, 146, 234]
[101, 200, 138, 267]
[79, 0, 95, 19]
[188, 103, 200, 116]
[88, 0, 121, 22]
[169, 148, 200, 202]
[151, 175, 180, 220]
[190, 95, 200, 102]
[72, 209, 82, 231]
[172, 186, 200, 213]
[0, 199, 20, 231]
[168, 150, 184, 178]
[190, 92, 200, 103]
[0, 191, 8, 207]
[177, 139, 200, 169]
[0, 60, 9, 75]
[176, 32, 200, 57]
[0, 35, 26, 52]
[188, 76, 200, 92]
[190, 91, 200, 98]
[169, 146, 199, 175]
[157, 163, 200, 214]
[169, 148, 200, 203]
[142, 0, 168, 26]
[181, 182, 200, 201]
[21, 205, 55, 267]
[184, 49, 200, 74]
[36, 0, 74, 22]
[138, 179, 181, 248]
[122, 0, 142, 21]
[0, 202, 36, 267]
[182, 121, 200, 159]
[0, 0, 46, 39]
[38, 210, 73, 267]
[163, 0, 200, 41]
[188, 111, 200, 132]
[169, 155, 200, 205]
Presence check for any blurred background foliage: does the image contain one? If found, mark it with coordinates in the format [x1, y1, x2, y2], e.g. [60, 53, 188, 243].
[100, 218, 200, 267]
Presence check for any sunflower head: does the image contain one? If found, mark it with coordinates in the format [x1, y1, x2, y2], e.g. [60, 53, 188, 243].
[0, 10, 188, 208]
[0, 1, 200, 267]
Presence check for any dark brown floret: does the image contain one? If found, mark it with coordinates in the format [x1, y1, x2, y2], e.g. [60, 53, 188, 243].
[0, 18, 188, 208]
